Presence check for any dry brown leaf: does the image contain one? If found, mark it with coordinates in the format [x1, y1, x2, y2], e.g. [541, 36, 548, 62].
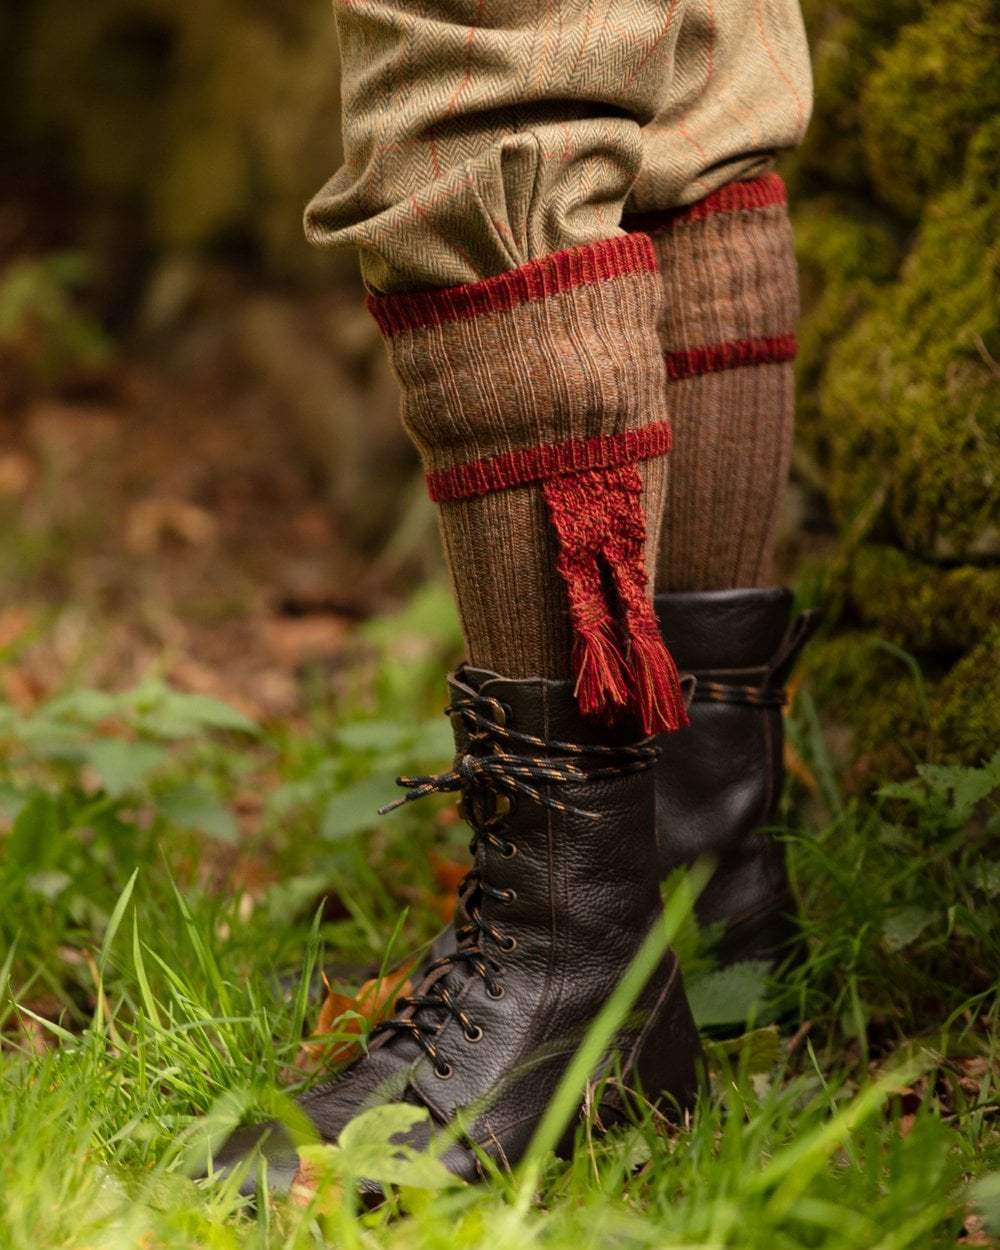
[0, 452, 34, 497]
[0, 608, 31, 652]
[959, 1211, 997, 1246]
[431, 852, 468, 897]
[125, 497, 217, 554]
[423, 852, 469, 922]
[260, 615, 348, 668]
[290, 1156, 342, 1211]
[1, 666, 45, 712]
[297, 960, 417, 1072]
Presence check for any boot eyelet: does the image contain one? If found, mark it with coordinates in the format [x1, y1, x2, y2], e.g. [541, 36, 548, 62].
[463, 1024, 484, 1043]
[493, 793, 512, 818]
[434, 1060, 454, 1079]
[501, 888, 517, 904]
[500, 841, 518, 859]
[486, 984, 506, 1000]
[498, 935, 517, 952]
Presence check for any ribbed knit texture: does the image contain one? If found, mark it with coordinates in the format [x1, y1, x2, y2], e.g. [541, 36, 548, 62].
[633, 174, 800, 592]
[372, 237, 671, 689]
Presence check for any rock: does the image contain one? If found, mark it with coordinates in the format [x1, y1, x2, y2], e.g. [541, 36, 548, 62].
[861, 0, 1000, 218]
[849, 545, 1000, 654]
[821, 118, 1000, 561]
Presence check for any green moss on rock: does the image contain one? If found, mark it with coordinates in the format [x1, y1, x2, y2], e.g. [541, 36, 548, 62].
[793, 199, 901, 451]
[799, 631, 932, 763]
[850, 545, 1000, 652]
[862, 0, 1000, 216]
[820, 118, 1000, 560]
[931, 627, 1000, 765]
[792, 0, 924, 196]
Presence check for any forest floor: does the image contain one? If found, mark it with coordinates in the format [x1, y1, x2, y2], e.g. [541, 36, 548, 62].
[0, 572, 998, 1249]
[0, 347, 998, 1249]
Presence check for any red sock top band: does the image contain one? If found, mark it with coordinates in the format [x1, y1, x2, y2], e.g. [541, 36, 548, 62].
[368, 234, 658, 337]
[622, 172, 787, 235]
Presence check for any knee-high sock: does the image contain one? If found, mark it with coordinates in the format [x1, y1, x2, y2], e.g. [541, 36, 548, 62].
[370, 239, 687, 734]
[629, 175, 800, 591]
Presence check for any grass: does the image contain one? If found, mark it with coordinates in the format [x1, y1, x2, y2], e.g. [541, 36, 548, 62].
[1, 585, 998, 1249]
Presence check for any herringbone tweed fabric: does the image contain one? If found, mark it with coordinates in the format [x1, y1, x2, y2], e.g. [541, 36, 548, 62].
[306, 0, 812, 293]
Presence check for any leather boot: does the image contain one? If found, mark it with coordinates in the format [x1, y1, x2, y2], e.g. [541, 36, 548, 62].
[654, 588, 820, 968]
[207, 667, 701, 1197]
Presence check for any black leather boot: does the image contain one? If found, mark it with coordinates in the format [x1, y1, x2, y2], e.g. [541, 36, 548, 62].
[207, 667, 701, 1197]
[654, 588, 820, 969]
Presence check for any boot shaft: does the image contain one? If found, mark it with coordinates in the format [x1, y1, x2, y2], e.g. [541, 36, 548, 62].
[653, 588, 818, 866]
[448, 668, 666, 964]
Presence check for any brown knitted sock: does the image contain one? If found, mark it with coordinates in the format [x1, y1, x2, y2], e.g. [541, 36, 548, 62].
[628, 174, 799, 592]
[370, 235, 687, 734]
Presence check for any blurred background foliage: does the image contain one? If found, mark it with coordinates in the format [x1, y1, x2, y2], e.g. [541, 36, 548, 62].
[0, 0, 996, 780]
[788, 0, 999, 778]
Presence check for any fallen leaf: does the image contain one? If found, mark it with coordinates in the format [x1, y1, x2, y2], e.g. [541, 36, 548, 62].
[960, 1210, 993, 1245]
[289, 1154, 341, 1211]
[125, 497, 217, 554]
[1, 666, 45, 712]
[297, 960, 416, 1072]
[261, 615, 348, 668]
[430, 852, 468, 897]
[0, 452, 34, 497]
[0, 609, 31, 652]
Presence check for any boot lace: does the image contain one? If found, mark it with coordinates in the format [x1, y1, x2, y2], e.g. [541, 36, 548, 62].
[369, 693, 658, 1077]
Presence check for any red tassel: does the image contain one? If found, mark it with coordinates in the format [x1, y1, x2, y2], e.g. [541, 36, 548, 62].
[572, 612, 630, 718]
[624, 620, 690, 734]
[542, 466, 689, 735]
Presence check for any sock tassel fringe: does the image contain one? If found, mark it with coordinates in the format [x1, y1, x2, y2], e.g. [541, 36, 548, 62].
[542, 466, 689, 736]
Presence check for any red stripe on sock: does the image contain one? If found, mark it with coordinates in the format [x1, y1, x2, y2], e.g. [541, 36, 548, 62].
[665, 334, 797, 380]
[425, 421, 673, 503]
[622, 172, 787, 235]
[369, 235, 658, 336]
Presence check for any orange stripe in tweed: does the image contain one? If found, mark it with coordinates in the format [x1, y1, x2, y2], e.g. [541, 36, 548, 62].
[424, 421, 673, 502]
[368, 234, 658, 336]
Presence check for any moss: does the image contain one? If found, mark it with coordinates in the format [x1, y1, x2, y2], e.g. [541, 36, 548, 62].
[800, 631, 932, 767]
[850, 545, 1000, 652]
[799, 623, 1000, 782]
[861, 0, 1000, 216]
[793, 199, 901, 452]
[931, 627, 1000, 765]
[820, 118, 1000, 559]
[792, 0, 924, 196]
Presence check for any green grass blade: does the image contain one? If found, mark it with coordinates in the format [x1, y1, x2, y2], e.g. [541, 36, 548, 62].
[517, 859, 713, 1191]
[98, 867, 138, 976]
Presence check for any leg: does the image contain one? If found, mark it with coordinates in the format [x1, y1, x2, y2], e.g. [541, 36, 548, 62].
[623, 1, 821, 966]
[204, 1, 703, 1195]
[304, 1, 702, 728]
[624, 0, 812, 591]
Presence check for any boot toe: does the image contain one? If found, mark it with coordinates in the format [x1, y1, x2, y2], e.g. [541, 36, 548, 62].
[206, 1118, 301, 1198]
